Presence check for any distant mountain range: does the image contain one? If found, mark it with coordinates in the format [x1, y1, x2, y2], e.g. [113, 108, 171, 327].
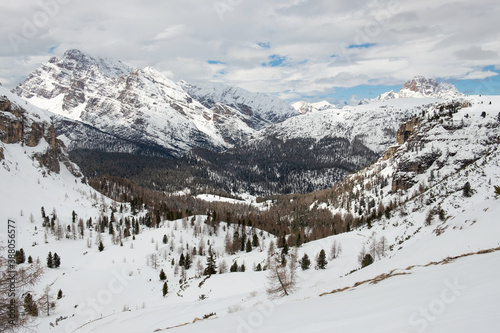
[9, 49, 468, 194]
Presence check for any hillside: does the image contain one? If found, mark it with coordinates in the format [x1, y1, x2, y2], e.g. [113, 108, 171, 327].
[1, 83, 499, 332]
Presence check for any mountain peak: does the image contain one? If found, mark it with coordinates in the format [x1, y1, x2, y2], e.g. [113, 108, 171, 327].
[378, 76, 462, 101]
[55, 49, 132, 78]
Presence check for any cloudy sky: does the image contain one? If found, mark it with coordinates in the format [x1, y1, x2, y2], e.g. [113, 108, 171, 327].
[1, 0, 499, 103]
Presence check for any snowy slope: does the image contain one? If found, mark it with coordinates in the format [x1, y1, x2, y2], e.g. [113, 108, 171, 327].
[262, 98, 444, 154]
[2, 93, 499, 333]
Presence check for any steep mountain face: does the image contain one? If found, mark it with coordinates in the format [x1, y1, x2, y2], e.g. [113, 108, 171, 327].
[0, 86, 80, 176]
[13, 50, 278, 157]
[378, 76, 463, 101]
[180, 81, 298, 128]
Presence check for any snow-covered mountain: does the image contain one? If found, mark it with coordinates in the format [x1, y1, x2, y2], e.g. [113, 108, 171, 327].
[291, 100, 337, 114]
[14, 50, 296, 157]
[180, 80, 298, 128]
[378, 76, 463, 101]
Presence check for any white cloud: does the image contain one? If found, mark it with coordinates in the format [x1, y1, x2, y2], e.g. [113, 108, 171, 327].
[0, 0, 499, 99]
[153, 25, 186, 41]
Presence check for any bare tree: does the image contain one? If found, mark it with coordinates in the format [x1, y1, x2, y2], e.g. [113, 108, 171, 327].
[0, 247, 43, 332]
[329, 240, 342, 260]
[266, 255, 297, 298]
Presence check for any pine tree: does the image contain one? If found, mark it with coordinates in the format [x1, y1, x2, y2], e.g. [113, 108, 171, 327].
[53, 253, 61, 268]
[245, 239, 252, 253]
[184, 253, 192, 270]
[361, 253, 374, 268]
[159, 269, 167, 281]
[162, 282, 168, 297]
[47, 252, 53, 268]
[98, 241, 105, 252]
[27, 256, 33, 264]
[300, 253, 311, 270]
[162, 234, 168, 244]
[204, 251, 217, 276]
[57, 289, 63, 300]
[179, 253, 185, 267]
[252, 234, 259, 248]
[230, 261, 238, 272]
[316, 249, 327, 269]
[15, 248, 26, 265]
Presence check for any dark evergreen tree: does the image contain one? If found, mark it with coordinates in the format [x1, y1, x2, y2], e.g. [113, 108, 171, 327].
[230, 261, 238, 272]
[316, 249, 327, 269]
[47, 252, 53, 268]
[179, 253, 185, 267]
[300, 253, 311, 270]
[162, 234, 168, 244]
[159, 269, 167, 281]
[240, 264, 246, 272]
[27, 256, 33, 264]
[162, 281, 168, 297]
[57, 289, 63, 300]
[252, 234, 259, 248]
[184, 253, 192, 270]
[463, 182, 472, 197]
[53, 253, 61, 268]
[23, 293, 38, 317]
[282, 242, 289, 256]
[361, 253, 374, 268]
[15, 248, 26, 265]
[204, 251, 217, 276]
[255, 263, 262, 271]
[98, 241, 105, 252]
[245, 239, 252, 253]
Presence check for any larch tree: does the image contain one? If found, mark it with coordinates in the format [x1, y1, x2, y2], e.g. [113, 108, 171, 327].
[0, 247, 43, 331]
[266, 255, 297, 298]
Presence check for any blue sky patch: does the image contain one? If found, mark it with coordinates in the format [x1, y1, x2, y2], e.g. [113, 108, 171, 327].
[262, 55, 288, 67]
[347, 43, 376, 49]
[208, 60, 225, 65]
[257, 42, 271, 49]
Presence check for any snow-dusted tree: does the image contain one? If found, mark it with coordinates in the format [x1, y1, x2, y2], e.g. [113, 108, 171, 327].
[329, 240, 342, 260]
[98, 241, 105, 252]
[266, 255, 297, 298]
[377, 236, 387, 258]
[300, 253, 311, 270]
[196, 259, 204, 276]
[53, 253, 61, 268]
[358, 245, 367, 266]
[150, 254, 159, 270]
[219, 260, 228, 274]
[204, 251, 217, 276]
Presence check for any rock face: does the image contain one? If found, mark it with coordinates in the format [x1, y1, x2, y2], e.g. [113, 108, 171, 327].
[396, 117, 420, 145]
[0, 89, 79, 175]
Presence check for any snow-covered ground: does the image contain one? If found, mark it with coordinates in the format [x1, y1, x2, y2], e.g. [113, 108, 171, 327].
[1, 90, 499, 333]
